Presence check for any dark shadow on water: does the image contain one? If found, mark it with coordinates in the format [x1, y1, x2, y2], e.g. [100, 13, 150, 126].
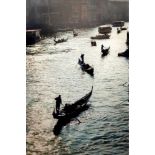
[53, 105, 90, 135]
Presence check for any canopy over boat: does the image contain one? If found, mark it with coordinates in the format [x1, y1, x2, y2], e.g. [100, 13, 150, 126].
[98, 25, 112, 34]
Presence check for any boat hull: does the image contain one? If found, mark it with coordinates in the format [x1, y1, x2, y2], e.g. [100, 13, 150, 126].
[53, 104, 90, 135]
[101, 47, 110, 57]
[118, 49, 129, 58]
[78, 59, 94, 76]
[91, 34, 110, 39]
[54, 38, 68, 44]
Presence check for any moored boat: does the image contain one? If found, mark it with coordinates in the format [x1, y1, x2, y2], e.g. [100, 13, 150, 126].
[26, 29, 41, 45]
[54, 38, 68, 44]
[112, 21, 125, 27]
[91, 34, 110, 39]
[98, 25, 112, 34]
[121, 26, 127, 31]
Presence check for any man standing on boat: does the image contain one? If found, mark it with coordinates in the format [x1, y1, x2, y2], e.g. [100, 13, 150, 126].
[81, 54, 84, 64]
[55, 95, 62, 114]
[101, 44, 104, 51]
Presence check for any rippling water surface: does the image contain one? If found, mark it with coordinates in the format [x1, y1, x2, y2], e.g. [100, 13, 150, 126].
[26, 24, 129, 155]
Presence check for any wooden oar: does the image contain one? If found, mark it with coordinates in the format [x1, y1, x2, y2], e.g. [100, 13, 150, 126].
[74, 118, 81, 124]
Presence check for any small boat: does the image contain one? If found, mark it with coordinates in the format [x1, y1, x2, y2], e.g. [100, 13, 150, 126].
[98, 25, 112, 34]
[118, 48, 129, 58]
[53, 86, 93, 135]
[73, 32, 78, 37]
[91, 40, 97, 46]
[73, 31, 78, 37]
[78, 58, 94, 76]
[121, 26, 127, 31]
[26, 29, 41, 45]
[54, 38, 68, 44]
[117, 28, 121, 34]
[112, 21, 125, 27]
[91, 34, 110, 39]
[73, 29, 78, 37]
[101, 47, 110, 56]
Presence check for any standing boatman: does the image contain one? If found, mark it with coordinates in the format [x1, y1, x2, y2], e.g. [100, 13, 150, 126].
[81, 54, 84, 64]
[55, 95, 62, 114]
[101, 44, 104, 51]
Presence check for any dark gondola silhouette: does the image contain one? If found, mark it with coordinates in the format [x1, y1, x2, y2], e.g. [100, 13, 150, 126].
[91, 34, 110, 39]
[91, 40, 97, 46]
[78, 54, 94, 76]
[117, 27, 121, 34]
[53, 86, 93, 135]
[73, 30, 78, 37]
[118, 48, 129, 59]
[118, 31, 129, 59]
[101, 45, 110, 57]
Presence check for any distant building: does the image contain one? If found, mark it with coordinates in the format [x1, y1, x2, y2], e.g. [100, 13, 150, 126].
[26, 0, 129, 31]
[108, 0, 129, 21]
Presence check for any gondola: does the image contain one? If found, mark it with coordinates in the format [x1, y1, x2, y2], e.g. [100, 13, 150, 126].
[53, 86, 93, 135]
[73, 30, 78, 37]
[78, 58, 94, 76]
[73, 32, 78, 37]
[101, 47, 110, 56]
[91, 40, 97, 46]
[91, 34, 110, 39]
[117, 28, 121, 34]
[121, 26, 127, 31]
[54, 38, 68, 44]
[118, 48, 129, 58]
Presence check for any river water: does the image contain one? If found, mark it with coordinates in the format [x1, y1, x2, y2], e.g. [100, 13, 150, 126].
[26, 24, 129, 155]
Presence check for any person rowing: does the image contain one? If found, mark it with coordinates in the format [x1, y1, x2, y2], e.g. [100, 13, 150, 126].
[80, 54, 84, 64]
[101, 44, 104, 51]
[55, 95, 62, 114]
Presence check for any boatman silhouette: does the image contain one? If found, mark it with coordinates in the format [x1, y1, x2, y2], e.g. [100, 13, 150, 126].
[81, 54, 84, 63]
[55, 95, 62, 114]
[101, 44, 104, 51]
